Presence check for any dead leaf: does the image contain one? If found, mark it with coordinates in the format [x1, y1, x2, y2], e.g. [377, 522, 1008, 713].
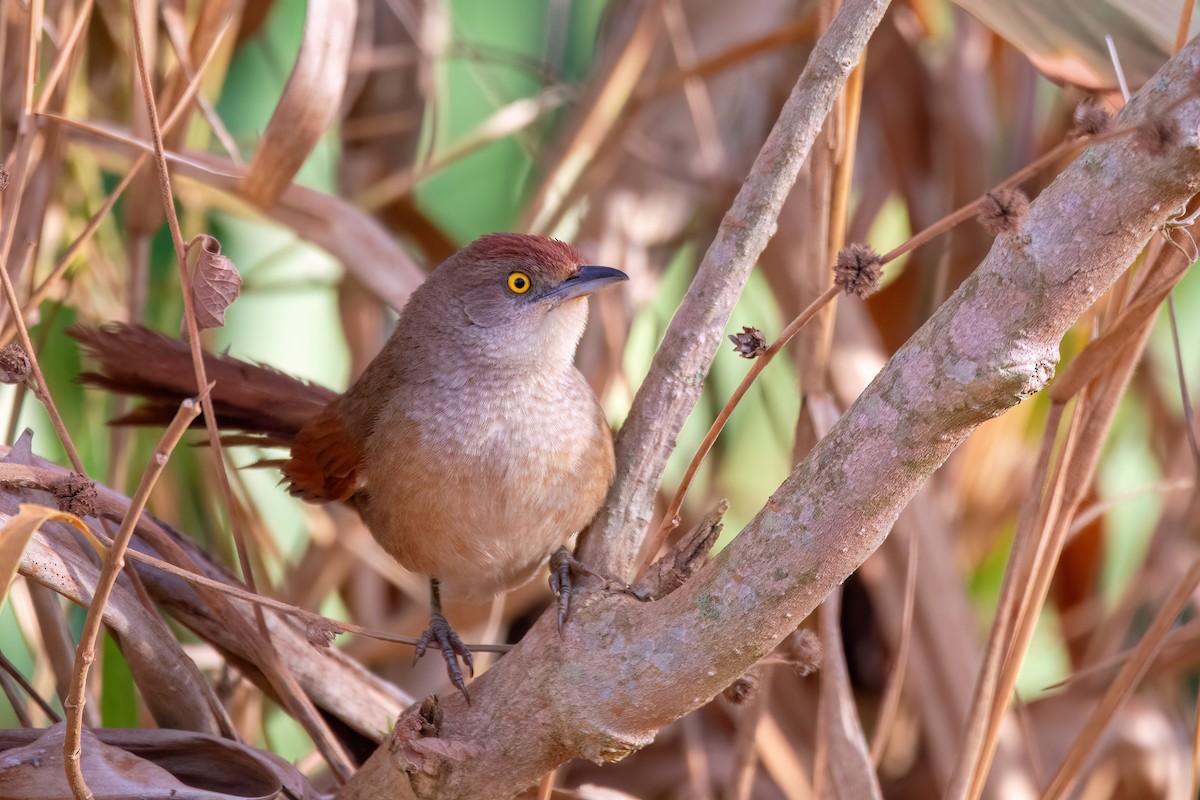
[240, 0, 358, 208]
[0, 504, 94, 615]
[184, 234, 242, 336]
[0, 724, 190, 800]
[0, 722, 319, 799]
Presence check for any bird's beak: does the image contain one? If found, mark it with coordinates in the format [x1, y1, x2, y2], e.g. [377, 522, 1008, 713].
[543, 265, 628, 307]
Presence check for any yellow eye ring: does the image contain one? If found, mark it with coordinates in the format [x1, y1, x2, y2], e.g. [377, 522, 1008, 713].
[507, 271, 531, 294]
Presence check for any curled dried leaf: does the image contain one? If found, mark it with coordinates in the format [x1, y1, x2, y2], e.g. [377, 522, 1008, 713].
[182, 234, 242, 339]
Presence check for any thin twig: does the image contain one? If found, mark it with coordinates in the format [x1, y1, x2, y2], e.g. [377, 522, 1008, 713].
[0, 0, 85, 476]
[0, 647, 60, 723]
[334, 37, 1200, 799]
[157, 7, 243, 165]
[635, 284, 839, 575]
[63, 398, 201, 800]
[881, 138, 1079, 266]
[33, 1, 94, 118]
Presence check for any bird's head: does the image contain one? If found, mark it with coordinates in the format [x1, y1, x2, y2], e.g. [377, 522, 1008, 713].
[421, 233, 627, 366]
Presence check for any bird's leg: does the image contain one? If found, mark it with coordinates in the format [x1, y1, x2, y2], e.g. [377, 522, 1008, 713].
[414, 579, 474, 701]
[549, 546, 640, 634]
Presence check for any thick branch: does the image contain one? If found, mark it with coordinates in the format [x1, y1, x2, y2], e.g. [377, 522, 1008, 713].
[578, 0, 892, 578]
[340, 32, 1200, 800]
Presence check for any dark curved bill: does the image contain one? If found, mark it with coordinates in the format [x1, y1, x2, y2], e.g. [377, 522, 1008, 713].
[544, 265, 629, 306]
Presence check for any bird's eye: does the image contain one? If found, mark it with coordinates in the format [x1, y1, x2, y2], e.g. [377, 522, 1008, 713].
[507, 272, 531, 294]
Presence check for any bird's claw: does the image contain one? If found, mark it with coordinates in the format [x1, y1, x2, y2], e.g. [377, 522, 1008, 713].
[549, 548, 573, 635]
[414, 612, 474, 702]
[549, 546, 638, 636]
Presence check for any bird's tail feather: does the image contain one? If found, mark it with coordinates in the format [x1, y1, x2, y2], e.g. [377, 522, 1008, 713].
[70, 323, 338, 442]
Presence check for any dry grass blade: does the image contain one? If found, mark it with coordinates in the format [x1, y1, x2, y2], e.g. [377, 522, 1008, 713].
[356, 86, 572, 212]
[954, 184, 1200, 799]
[521, 1, 663, 234]
[4, 1, 1199, 796]
[156, 0, 243, 164]
[647, 15, 816, 98]
[1165, 295, 1200, 472]
[0, 724, 311, 799]
[0, 12, 234, 348]
[0, 0, 86, 476]
[0, 506, 91, 619]
[54, 130, 425, 310]
[815, 589, 883, 799]
[0, 648, 58, 725]
[1049, 248, 1193, 403]
[755, 712, 813, 800]
[9, 502, 230, 739]
[241, 0, 357, 208]
[0, 455, 410, 739]
[661, 0, 722, 174]
[1042, 558, 1200, 799]
[967, 404, 1085, 800]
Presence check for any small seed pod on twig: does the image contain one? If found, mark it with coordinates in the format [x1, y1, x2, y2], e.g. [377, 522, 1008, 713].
[834, 243, 883, 299]
[977, 189, 1030, 236]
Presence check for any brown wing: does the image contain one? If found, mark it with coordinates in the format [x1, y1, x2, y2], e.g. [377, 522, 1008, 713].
[282, 405, 365, 503]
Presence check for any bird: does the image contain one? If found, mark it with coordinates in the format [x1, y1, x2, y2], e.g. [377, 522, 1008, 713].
[71, 233, 628, 699]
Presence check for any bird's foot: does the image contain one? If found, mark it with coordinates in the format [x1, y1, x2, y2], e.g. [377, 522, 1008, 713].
[549, 546, 640, 635]
[414, 611, 474, 702]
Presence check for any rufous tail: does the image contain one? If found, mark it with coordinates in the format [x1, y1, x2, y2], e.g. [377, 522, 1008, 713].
[70, 323, 338, 444]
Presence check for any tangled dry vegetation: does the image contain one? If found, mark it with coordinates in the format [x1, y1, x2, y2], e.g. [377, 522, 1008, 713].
[0, 1, 1199, 799]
